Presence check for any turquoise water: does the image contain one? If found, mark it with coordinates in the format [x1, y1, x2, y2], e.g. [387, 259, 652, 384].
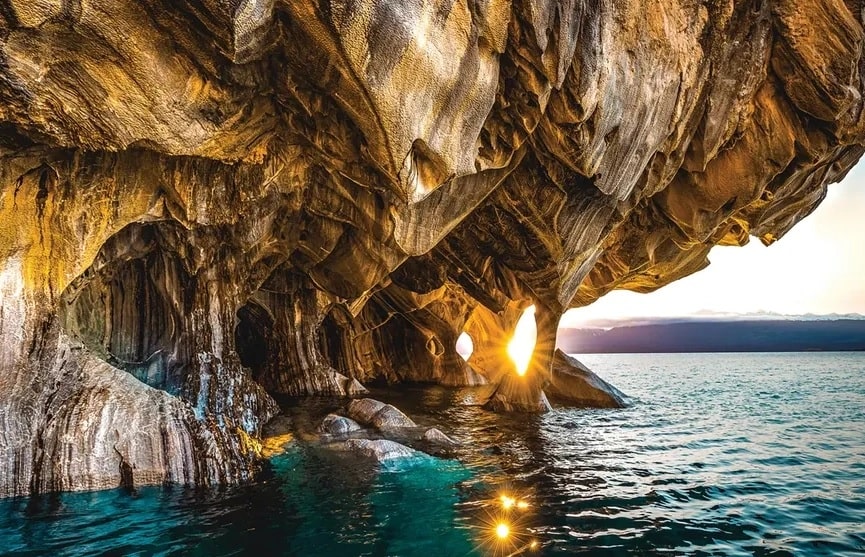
[2, 352, 864, 556]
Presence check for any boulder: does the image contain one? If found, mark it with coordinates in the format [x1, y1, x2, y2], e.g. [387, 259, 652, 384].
[371, 404, 417, 429]
[346, 398, 387, 425]
[330, 372, 369, 396]
[341, 439, 417, 462]
[422, 428, 459, 449]
[319, 414, 362, 435]
[545, 350, 629, 408]
[347, 398, 418, 429]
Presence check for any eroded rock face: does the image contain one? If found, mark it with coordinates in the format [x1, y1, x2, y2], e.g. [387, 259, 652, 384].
[2, 0, 865, 495]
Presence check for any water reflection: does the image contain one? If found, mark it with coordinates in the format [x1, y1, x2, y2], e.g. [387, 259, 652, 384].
[471, 489, 541, 556]
[1, 354, 863, 556]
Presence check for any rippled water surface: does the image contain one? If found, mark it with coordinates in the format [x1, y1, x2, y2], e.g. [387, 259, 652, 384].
[2, 352, 864, 556]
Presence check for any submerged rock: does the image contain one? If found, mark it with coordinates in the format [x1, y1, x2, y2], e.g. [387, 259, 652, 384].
[545, 351, 630, 408]
[346, 399, 388, 426]
[486, 388, 553, 414]
[319, 414, 362, 436]
[421, 428, 460, 452]
[260, 433, 296, 459]
[371, 405, 418, 430]
[341, 439, 417, 462]
[316, 398, 458, 458]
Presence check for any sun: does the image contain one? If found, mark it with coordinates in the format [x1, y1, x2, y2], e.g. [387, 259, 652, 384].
[507, 305, 537, 376]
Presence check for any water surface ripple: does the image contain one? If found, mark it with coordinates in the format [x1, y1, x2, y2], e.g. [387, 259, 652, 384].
[1, 352, 863, 556]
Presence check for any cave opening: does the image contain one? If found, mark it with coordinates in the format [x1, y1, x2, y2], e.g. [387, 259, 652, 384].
[455, 331, 474, 361]
[319, 307, 355, 379]
[60, 222, 191, 394]
[234, 301, 274, 384]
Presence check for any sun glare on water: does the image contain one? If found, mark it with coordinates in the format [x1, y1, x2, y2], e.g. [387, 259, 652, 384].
[507, 305, 537, 376]
[477, 492, 539, 554]
[495, 522, 510, 539]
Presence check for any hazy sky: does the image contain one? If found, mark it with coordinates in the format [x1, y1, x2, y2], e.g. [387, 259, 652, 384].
[562, 162, 865, 327]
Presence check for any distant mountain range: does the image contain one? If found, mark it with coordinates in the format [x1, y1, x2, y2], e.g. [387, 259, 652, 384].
[557, 315, 865, 353]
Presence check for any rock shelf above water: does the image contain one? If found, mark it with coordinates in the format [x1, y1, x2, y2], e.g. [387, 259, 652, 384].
[2, 0, 865, 495]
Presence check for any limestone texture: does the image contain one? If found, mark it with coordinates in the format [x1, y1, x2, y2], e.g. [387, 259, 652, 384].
[313, 401, 458, 457]
[2, 0, 865, 495]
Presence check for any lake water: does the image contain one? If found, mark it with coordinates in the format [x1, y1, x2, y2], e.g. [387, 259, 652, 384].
[2, 352, 864, 556]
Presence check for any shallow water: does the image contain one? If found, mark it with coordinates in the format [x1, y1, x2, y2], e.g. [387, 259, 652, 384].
[2, 352, 864, 556]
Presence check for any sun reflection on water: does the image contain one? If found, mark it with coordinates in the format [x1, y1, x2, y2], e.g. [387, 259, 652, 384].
[495, 522, 510, 539]
[474, 490, 542, 556]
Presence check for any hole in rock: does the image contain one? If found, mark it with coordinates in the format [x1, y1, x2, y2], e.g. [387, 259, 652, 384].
[60, 222, 191, 394]
[508, 305, 537, 376]
[319, 308, 349, 375]
[455, 331, 474, 361]
[426, 335, 445, 357]
[402, 139, 452, 201]
[722, 196, 738, 213]
[234, 301, 274, 384]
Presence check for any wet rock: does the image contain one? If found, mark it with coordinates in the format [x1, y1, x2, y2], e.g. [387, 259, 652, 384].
[346, 399, 387, 426]
[371, 404, 418, 430]
[485, 388, 553, 413]
[341, 439, 417, 462]
[331, 373, 369, 397]
[260, 433, 295, 459]
[319, 414, 362, 436]
[545, 350, 629, 408]
[421, 428, 460, 450]
[334, 400, 457, 457]
[439, 364, 488, 387]
[346, 398, 418, 429]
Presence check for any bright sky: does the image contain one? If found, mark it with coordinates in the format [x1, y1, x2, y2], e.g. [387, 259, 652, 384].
[561, 161, 865, 327]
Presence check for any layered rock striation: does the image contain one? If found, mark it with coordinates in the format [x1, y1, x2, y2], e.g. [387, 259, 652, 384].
[2, 0, 864, 495]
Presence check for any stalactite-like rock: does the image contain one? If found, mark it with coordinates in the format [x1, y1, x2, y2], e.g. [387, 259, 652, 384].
[3, 0, 865, 494]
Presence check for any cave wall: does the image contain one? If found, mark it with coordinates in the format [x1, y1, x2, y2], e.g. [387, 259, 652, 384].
[2, 0, 865, 494]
